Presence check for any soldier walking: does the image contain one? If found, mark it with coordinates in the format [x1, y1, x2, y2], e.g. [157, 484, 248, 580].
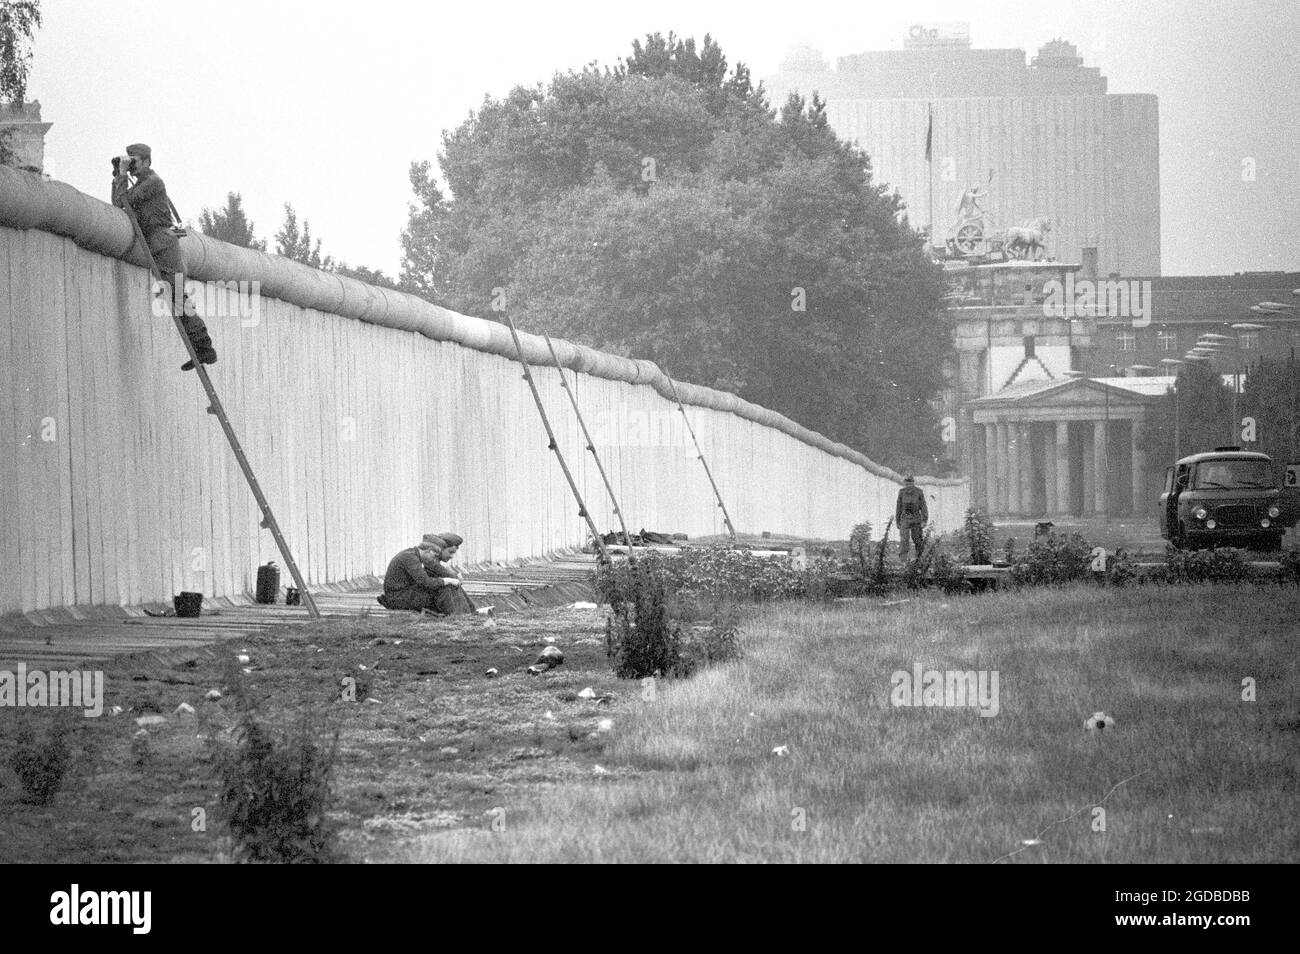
[895, 475, 929, 560]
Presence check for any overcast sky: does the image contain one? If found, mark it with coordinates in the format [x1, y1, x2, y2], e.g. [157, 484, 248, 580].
[29, 0, 1299, 277]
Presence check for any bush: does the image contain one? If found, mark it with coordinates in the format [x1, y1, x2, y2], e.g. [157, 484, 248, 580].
[1009, 532, 1094, 586]
[1163, 545, 1251, 584]
[1103, 548, 1138, 587]
[929, 550, 971, 593]
[603, 558, 685, 680]
[963, 508, 995, 564]
[214, 710, 340, 863]
[849, 523, 873, 576]
[675, 603, 744, 677]
[599, 551, 758, 679]
[9, 718, 71, 805]
[902, 530, 939, 589]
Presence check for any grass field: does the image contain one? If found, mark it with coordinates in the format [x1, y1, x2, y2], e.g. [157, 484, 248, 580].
[2, 585, 1297, 863]
[408, 585, 1300, 863]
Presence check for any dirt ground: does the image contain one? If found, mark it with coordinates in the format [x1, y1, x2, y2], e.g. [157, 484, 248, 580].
[0, 604, 629, 863]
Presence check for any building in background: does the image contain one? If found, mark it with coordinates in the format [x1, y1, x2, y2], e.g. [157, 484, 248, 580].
[766, 26, 1160, 277]
[946, 263, 1300, 518]
[0, 101, 52, 172]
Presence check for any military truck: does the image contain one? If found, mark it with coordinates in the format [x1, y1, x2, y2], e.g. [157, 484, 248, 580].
[1159, 447, 1292, 551]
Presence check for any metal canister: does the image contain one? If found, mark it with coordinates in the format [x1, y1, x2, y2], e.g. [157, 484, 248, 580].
[255, 561, 280, 604]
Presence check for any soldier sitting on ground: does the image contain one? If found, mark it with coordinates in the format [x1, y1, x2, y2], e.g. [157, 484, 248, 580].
[377, 533, 464, 613]
[422, 531, 479, 615]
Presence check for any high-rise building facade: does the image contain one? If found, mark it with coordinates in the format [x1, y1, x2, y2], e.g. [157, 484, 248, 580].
[766, 27, 1160, 276]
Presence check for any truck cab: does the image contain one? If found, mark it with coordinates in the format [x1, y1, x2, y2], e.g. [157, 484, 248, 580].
[1159, 447, 1287, 551]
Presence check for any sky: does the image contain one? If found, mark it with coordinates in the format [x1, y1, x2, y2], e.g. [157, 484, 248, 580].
[27, 0, 1300, 278]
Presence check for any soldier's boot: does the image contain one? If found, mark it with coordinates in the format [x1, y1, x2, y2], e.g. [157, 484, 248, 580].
[179, 310, 218, 371]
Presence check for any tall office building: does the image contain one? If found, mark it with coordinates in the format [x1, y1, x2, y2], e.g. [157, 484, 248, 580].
[766, 26, 1160, 276]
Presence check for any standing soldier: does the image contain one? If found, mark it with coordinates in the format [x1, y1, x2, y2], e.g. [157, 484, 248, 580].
[895, 475, 929, 560]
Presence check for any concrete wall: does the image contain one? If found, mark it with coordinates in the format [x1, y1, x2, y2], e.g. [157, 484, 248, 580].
[0, 168, 967, 616]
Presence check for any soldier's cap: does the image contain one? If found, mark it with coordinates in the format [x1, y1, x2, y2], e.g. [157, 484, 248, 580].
[903, 475, 915, 484]
[125, 143, 152, 161]
[417, 533, 447, 551]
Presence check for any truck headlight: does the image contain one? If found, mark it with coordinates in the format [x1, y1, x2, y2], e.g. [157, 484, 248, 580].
[1262, 518, 1271, 528]
[1268, 505, 1280, 518]
[1206, 519, 1217, 529]
[1194, 507, 1208, 520]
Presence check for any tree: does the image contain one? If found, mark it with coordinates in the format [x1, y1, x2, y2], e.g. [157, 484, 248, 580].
[400, 34, 949, 467]
[398, 160, 451, 301]
[275, 203, 333, 270]
[335, 262, 399, 290]
[0, 1, 40, 105]
[1240, 355, 1300, 466]
[198, 192, 266, 250]
[1140, 362, 1235, 468]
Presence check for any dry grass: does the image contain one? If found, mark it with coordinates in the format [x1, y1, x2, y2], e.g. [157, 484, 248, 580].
[5, 585, 1296, 863]
[404, 585, 1300, 863]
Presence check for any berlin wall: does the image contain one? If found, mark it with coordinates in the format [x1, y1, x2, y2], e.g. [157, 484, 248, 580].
[0, 167, 968, 617]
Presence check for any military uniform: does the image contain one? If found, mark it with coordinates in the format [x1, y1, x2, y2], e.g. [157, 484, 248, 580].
[895, 481, 929, 560]
[113, 160, 216, 363]
[377, 545, 458, 612]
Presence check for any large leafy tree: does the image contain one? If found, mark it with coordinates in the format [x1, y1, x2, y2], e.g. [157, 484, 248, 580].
[402, 32, 949, 468]
[0, 1, 41, 167]
[0, 1, 40, 104]
[198, 192, 266, 250]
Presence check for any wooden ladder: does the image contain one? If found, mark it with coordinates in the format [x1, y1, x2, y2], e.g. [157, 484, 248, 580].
[116, 198, 320, 619]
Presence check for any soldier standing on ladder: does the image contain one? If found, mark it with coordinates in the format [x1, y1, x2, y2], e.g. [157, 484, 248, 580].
[111, 143, 218, 370]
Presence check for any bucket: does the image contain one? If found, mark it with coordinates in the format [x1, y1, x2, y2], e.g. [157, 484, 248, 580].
[174, 591, 204, 618]
[255, 561, 280, 604]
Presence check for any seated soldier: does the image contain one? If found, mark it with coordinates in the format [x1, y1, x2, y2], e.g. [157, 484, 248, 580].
[423, 532, 478, 615]
[377, 533, 463, 612]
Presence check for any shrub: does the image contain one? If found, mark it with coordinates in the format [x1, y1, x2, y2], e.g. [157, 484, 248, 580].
[1009, 532, 1094, 586]
[963, 508, 995, 564]
[675, 603, 743, 678]
[849, 523, 873, 576]
[1163, 545, 1251, 584]
[1103, 548, 1138, 587]
[214, 710, 340, 863]
[604, 559, 685, 680]
[902, 530, 939, 589]
[1003, 537, 1018, 565]
[9, 718, 71, 805]
[929, 550, 971, 593]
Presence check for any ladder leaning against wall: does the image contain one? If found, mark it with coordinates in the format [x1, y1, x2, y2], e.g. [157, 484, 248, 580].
[115, 198, 320, 619]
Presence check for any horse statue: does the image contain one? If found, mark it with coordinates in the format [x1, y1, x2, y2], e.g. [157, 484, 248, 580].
[1003, 217, 1051, 260]
[955, 186, 988, 223]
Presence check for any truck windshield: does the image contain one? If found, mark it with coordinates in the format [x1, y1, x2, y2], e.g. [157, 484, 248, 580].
[1192, 459, 1275, 489]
